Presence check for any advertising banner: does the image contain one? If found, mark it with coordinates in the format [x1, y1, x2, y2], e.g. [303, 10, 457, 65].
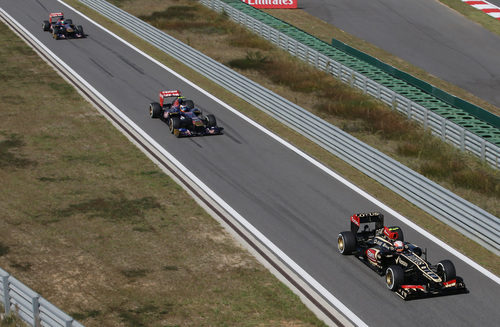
[241, 0, 298, 9]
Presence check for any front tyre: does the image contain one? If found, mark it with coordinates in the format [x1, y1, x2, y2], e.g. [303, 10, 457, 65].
[77, 25, 85, 37]
[169, 116, 181, 136]
[386, 265, 404, 291]
[206, 114, 217, 128]
[43, 21, 50, 31]
[437, 260, 456, 282]
[337, 231, 356, 255]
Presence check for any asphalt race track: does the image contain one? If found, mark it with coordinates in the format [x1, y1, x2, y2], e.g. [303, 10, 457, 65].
[301, 0, 500, 108]
[1, 0, 500, 326]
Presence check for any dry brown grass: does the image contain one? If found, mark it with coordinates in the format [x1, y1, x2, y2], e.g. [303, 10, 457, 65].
[0, 21, 324, 327]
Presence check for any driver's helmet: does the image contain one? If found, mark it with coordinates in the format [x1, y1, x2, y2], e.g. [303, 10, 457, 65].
[394, 240, 404, 253]
[180, 104, 188, 112]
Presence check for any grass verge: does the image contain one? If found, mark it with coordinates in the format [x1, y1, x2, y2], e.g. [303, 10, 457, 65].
[0, 20, 325, 327]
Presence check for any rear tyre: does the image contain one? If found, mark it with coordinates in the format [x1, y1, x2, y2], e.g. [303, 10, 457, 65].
[437, 260, 456, 282]
[43, 21, 50, 31]
[337, 231, 356, 255]
[206, 114, 217, 128]
[149, 102, 162, 118]
[386, 265, 404, 291]
[169, 116, 181, 136]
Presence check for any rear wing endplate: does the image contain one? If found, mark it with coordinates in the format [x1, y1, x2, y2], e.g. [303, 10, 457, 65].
[350, 212, 384, 233]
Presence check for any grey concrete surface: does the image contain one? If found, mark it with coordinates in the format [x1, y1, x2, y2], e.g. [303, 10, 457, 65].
[301, 0, 500, 109]
[1, 0, 499, 326]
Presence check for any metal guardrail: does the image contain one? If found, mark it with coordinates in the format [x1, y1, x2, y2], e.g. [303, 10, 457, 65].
[201, 0, 500, 168]
[0, 268, 83, 327]
[78, 0, 500, 254]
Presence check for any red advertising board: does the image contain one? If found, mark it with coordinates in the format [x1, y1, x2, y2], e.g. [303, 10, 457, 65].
[241, 0, 298, 9]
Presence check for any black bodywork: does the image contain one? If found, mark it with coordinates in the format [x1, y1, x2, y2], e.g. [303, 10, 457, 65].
[338, 212, 467, 300]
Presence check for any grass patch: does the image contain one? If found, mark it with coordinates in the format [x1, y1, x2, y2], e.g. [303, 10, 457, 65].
[120, 268, 150, 278]
[55, 195, 163, 223]
[69, 310, 101, 321]
[117, 302, 172, 327]
[0, 243, 9, 257]
[138, 4, 231, 33]
[0, 311, 27, 327]
[228, 50, 270, 70]
[0, 133, 36, 169]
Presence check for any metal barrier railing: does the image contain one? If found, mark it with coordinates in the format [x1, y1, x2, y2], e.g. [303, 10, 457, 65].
[0, 268, 84, 327]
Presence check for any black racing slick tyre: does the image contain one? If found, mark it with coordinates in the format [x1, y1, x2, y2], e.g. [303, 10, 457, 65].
[337, 231, 356, 255]
[206, 114, 217, 128]
[169, 116, 181, 136]
[43, 21, 50, 31]
[149, 102, 162, 118]
[386, 265, 404, 291]
[437, 260, 456, 282]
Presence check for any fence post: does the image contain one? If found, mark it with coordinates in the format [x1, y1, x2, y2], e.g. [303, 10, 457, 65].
[1, 274, 10, 314]
[32, 295, 40, 327]
[65, 318, 74, 327]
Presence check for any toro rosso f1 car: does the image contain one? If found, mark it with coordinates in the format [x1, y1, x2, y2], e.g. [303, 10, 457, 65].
[149, 90, 223, 137]
[337, 212, 466, 300]
[43, 12, 85, 39]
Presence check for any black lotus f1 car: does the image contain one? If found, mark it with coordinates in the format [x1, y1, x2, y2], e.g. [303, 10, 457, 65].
[337, 212, 466, 300]
[149, 90, 223, 137]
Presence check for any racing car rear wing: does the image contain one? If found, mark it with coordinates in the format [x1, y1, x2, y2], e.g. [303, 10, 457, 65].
[159, 90, 181, 107]
[49, 12, 64, 18]
[351, 212, 384, 233]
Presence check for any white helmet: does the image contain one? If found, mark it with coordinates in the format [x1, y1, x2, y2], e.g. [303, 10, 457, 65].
[394, 240, 404, 253]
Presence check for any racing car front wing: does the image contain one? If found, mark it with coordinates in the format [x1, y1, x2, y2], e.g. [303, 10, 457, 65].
[396, 277, 467, 300]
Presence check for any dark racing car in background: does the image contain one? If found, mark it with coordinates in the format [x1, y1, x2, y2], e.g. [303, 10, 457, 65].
[43, 12, 85, 40]
[337, 212, 466, 300]
[149, 90, 223, 137]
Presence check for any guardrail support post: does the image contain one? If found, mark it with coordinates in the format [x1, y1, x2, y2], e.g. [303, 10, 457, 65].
[32, 295, 40, 327]
[460, 129, 465, 151]
[1, 274, 10, 314]
[65, 318, 74, 327]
